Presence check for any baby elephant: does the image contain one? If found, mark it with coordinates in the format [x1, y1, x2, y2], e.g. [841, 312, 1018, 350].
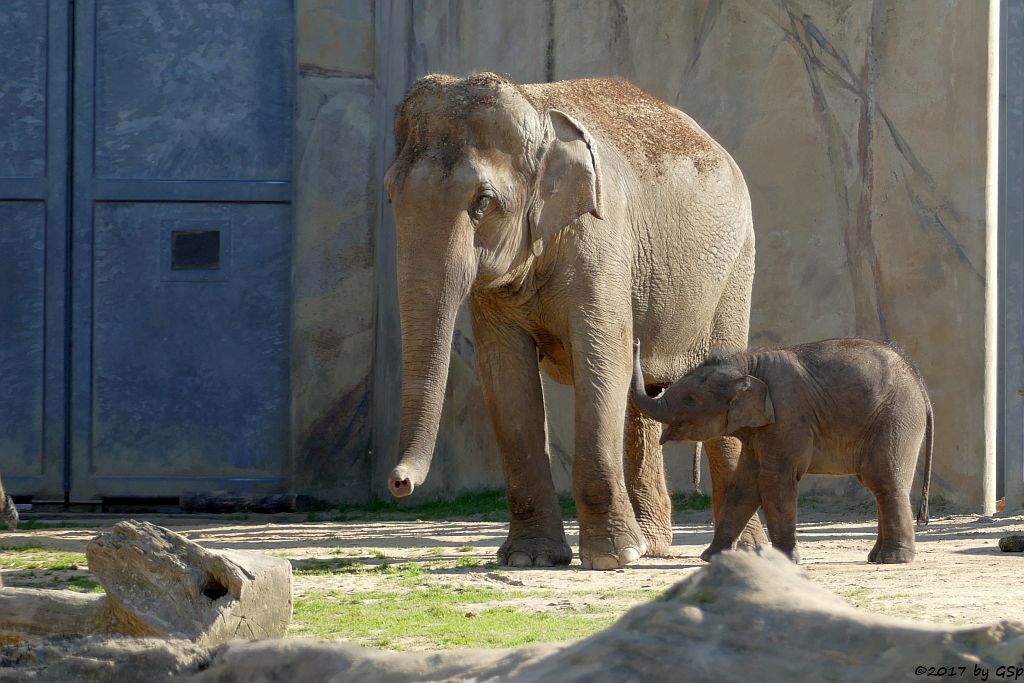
[630, 337, 932, 564]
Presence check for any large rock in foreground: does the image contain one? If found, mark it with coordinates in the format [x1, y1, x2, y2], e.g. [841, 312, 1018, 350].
[2, 547, 1022, 682]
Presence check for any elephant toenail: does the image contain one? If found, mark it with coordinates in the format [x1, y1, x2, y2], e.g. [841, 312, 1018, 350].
[619, 547, 642, 565]
[507, 551, 532, 567]
[590, 554, 620, 571]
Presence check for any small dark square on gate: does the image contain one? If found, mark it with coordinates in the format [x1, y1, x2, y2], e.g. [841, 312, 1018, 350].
[171, 230, 220, 270]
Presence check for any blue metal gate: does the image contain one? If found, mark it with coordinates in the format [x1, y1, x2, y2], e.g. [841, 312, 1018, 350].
[0, 1, 70, 498]
[0, 0, 294, 500]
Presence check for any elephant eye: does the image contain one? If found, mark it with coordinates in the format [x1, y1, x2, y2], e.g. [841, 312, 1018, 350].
[470, 194, 493, 220]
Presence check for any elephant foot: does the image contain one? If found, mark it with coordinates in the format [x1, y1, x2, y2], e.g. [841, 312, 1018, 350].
[775, 544, 801, 564]
[579, 527, 648, 571]
[0, 496, 17, 530]
[736, 515, 769, 549]
[867, 540, 881, 563]
[627, 483, 673, 557]
[870, 546, 915, 564]
[580, 544, 646, 570]
[497, 534, 572, 568]
[637, 518, 673, 557]
[699, 544, 723, 563]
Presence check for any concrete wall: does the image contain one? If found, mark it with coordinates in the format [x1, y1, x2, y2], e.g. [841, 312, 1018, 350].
[296, 1, 999, 511]
[290, 0, 377, 503]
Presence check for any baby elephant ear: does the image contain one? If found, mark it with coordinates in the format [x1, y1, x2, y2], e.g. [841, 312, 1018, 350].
[725, 376, 776, 434]
[528, 109, 604, 256]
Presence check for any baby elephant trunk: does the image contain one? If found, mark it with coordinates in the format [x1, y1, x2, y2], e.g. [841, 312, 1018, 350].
[630, 339, 675, 424]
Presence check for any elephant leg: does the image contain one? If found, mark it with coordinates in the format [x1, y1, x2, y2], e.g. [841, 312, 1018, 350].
[861, 424, 917, 564]
[0, 476, 15, 530]
[867, 508, 884, 563]
[703, 235, 768, 548]
[701, 448, 761, 561]
[704, 437, 769, 548]
[868, 488, 916, 564]
[624, 404, 673, 556]
[758, 464, 802, 563]
[570, 318, 646, 571]
[472, 308, 571, 567]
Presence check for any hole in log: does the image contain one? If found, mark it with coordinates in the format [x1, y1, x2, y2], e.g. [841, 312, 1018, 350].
[202, 577, 229, 601]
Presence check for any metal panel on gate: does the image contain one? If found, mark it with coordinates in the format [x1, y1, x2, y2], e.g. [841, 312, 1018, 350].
[69, 0, 294, 499]
[1001, 0, 1024, 511]
[0, 1, 70, 498]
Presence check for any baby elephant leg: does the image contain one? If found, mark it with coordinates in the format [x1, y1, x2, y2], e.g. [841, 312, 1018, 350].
[862, 422, 919, 564]
[700, 451, 761, 562]
[869, 489, 916, 563]
[758, 465, 801, 563]
[705, 437, 769, 548]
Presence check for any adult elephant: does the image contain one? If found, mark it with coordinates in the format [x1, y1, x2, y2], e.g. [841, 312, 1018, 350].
[384, 73, 767, 569]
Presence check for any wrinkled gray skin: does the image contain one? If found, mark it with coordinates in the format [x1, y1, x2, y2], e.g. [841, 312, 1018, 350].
[0, 477, 17, 530]
[631, 337, 934, 564]
[384, 73, 767, 570]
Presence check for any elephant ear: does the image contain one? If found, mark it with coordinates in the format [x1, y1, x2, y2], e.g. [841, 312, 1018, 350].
[528, 109, 604, 257]
[725, 376, 776, 434]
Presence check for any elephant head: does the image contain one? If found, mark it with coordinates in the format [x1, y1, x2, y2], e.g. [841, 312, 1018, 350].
[630, 340, 775, 444]
[383, 73, 604, 497]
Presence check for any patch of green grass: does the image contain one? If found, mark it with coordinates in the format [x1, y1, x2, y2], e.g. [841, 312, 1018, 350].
[327, 488, 713, 522]
[595, 588, 663, 601]
[797, 493, 822, 510]
[293, 558, 361, 576]
[558, 495, 577, 519]
[671, 491, 712, 511]
[292, 585, 614, 649]
[64, 575, 105, 593]
[334, 490, 512, 521]
[927, 494, 952, 515]
[0, 545, 87, 571]
[429, 547, 445, 557]
[454, 556, 481, 569]
[14, 519, 100, 530]
[456, 545, 475, 553]
[368, 549, 386, 560]
[292, 558, 432, 580]
[840, 587, 870, 603]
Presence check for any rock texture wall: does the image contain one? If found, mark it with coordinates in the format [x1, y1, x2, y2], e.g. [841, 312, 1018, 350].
[290, 1, 377, 502]
[298, 1, 998, 510]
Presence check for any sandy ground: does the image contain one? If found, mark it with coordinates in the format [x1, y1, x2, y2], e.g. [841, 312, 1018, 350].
[3, 508, 1021, 635]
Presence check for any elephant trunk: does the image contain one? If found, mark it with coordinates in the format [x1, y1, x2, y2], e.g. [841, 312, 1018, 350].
[630, 339, 675, 424]
[387, 239, 476, 498]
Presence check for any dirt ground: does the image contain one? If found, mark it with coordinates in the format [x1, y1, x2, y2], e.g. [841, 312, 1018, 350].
[2, 508, 1022, 649]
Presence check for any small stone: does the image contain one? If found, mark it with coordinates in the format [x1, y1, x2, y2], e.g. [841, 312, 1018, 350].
[998, 535, 1024, 552]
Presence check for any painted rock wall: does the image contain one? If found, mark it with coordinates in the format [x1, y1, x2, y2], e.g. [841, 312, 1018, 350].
[290, 1, 377, 502]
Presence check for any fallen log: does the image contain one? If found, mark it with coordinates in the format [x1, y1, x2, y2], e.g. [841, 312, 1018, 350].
[0, 520, 291, 646]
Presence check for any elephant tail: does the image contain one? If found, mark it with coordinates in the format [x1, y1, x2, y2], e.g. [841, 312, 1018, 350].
[916, 399, 933, 526]
[692, 442, 702, 491]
